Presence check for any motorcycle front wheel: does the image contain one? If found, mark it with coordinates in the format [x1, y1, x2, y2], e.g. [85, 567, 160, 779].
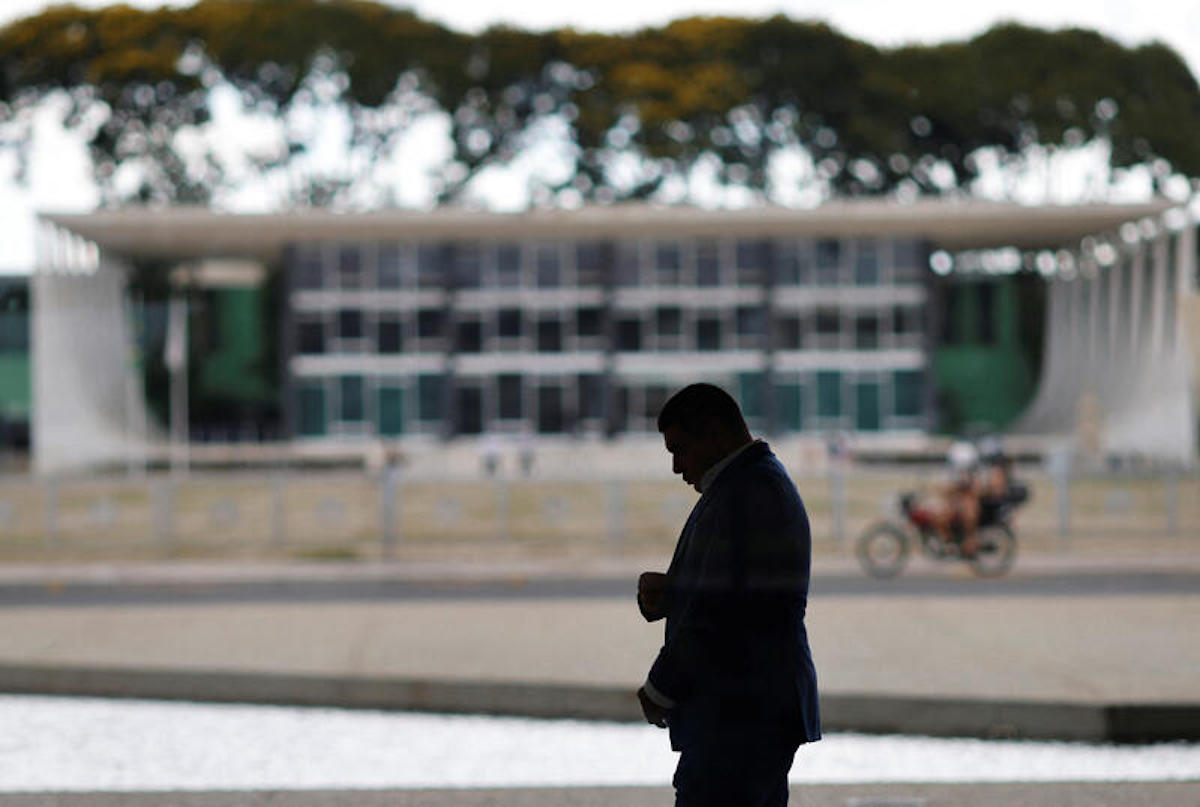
[968, 523, 1017, 577]
[855, 521, 911, 579]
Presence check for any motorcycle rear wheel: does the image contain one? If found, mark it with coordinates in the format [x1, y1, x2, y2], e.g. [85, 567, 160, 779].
[968, 523, 1017, 577]
[855, 521, 911, 578]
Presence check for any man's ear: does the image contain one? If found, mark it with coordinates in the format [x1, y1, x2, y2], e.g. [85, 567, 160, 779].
[698, 417, 725, 445]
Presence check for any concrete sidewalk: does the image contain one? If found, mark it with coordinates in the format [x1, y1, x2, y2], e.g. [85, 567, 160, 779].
[4, 782, 1200, 807]
[0, 550, 1197, 742]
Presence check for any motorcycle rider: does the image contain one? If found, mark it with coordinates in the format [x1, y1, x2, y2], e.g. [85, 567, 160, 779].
[927, 440, 981, 557]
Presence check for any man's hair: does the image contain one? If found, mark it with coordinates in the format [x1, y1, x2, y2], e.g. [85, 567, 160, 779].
[657, 383, 750, 437]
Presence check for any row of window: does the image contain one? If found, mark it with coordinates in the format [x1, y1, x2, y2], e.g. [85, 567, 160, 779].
[294, 370, 926, 437]
[294, 305, 926, 355]
[289, 237, 928, 292]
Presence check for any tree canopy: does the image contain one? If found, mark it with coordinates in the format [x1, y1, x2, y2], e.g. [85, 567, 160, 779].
[2, 0, 1198, 206]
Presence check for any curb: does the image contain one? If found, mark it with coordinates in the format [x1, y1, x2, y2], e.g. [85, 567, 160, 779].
[1, 663, 1196, 743]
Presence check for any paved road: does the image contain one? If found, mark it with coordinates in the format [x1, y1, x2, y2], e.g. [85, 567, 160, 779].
[1, 569, 1197, 607]
[3, 782, 1200, 807]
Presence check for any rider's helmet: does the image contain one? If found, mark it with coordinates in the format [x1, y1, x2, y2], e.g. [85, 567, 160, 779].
[947, 440, 979, 470]
[947, 440, 979, 488]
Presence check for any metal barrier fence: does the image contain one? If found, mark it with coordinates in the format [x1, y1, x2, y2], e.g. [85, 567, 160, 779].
[0, 467, 1195, 562]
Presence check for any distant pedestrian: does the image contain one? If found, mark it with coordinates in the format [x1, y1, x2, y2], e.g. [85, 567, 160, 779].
[480, 434, 501, 477]
[637, 383, 820, 806]
[517, 427, 535, 477]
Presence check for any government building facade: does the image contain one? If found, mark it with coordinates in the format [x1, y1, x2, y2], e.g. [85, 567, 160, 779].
[33, 199, 1192, 471]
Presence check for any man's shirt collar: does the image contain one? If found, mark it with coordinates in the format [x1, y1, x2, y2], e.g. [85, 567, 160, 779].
[698, 438, 761, 493]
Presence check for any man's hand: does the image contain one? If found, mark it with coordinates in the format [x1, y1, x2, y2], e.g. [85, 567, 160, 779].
[637, 686, 670, 728]
[637, 571, 669, 621]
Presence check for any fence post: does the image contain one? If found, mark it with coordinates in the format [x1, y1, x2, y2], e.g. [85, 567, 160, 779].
[495, 476, 511, 544]
[1165, 466, 1179, 537]
[1054, 471, 1071, 543]
[270, 471, 287, 549]
[829, 464, 847, 544]
[1047, 447, 1072, 543]
[380, 463, 399, 559]
[152, 475, 174, 555]
[44, 476, 59, 551]
[607, 479, 626, 555]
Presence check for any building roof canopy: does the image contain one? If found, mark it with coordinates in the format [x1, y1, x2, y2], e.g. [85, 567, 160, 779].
[42, 199, 1175, 264]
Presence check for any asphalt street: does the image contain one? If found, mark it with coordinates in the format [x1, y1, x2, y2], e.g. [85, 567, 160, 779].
[0, 568, 1196, 607]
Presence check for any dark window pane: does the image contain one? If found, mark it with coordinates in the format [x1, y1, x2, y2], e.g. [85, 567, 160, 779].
[855, 382, 881, 431]
[417, 374, 443, 421]
[696, 240, 721, 286]
[855, 315, 879, 349]
[339, 375, 364, 422]
[417, 309, 445, 339]
[894, 370, 923, 417]
[455, 245, 482, 288]
[378, 387, 404, 436]
[736, 239, 768, 285]
[536, 245, 561, 288]
[378, 245, 404, 289]
[0, 311, 27, 353]
[615, 243, 641, 287]
[576, 241, 608, 287]
[456, 319, 483, 353]
[893, 239, 926, 284]
[738, 372, 765, 419]
[377, 319, 402, 354]
[498, 374, 523, 419]
[455, 386, 484, 435]
[537, 385, 564, 433]
[776, 383, 803, 430]
[496, 243, 522, 287]
[338, 309, 364, 340]
[298, 321, 325, 354]
[816, 238, 841, 285]
[537, 318, 563, 352]
[656, 242, 681, 285]
[578, 374, 604, 419]
[978, 283, 996, 344]
[298, 384, 326, 436]
[616, 317, 642, 351]
[736, 306, 766, 336]
[942, 286, 962, 342]
[893, 305, 923, 334]
[576, 307, 602, 338]
[816, 309, 841, 336]
[644, 384, 670, 421]
[295, 246, 324, 289]
[417, 244, 444, 289]
[776, 315, 802, 349]
[497, 308, 522, 339]
[337, 245, 362, 289]
[697, 317, 722, 351]
[656, 306, 682, 335]
[817, 371, 842, 418]
[855, 240, 880, 284]
[775, 243, 804, 285]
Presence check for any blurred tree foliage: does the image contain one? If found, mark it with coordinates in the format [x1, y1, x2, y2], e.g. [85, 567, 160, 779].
[2, 0, 1198, 205]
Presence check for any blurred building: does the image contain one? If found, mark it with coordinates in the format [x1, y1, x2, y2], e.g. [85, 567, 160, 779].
[0, 276, 30, 455]
[32, 199, 1195, 472]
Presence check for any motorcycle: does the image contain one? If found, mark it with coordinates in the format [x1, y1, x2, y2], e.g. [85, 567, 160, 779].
[855, 481, 1030, 578]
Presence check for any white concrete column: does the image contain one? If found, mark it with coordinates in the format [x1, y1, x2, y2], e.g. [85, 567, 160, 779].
[1149, 231, 1170, 358]
[1107, 249, 1122, 360]
[1127, 239, 1145, 357]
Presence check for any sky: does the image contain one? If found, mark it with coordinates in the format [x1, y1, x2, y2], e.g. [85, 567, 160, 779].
[2, 0, 1199, 272]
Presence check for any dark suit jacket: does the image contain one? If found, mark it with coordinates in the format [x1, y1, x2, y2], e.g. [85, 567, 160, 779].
[643, 441, 821, 752]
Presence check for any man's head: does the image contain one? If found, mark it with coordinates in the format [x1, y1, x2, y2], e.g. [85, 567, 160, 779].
[657, 383, 752, 491]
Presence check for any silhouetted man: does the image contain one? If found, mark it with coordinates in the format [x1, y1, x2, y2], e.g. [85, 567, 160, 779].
[637, 383, 820, 806]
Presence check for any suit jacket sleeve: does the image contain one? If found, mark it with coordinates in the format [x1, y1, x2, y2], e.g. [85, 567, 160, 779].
[646, 466, 807, 704]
